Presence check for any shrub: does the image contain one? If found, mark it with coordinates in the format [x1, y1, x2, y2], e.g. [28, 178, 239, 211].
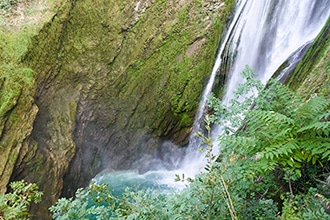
[50, 66, 330, 219]
[0, 180, 42, 219]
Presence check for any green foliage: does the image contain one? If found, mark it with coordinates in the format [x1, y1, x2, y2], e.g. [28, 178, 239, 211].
[50, 117, 276, 220]
[51, 182, 174, 220]
[0, 180, 42, 220]
[208, 66, 264, 133]
[50, 185, 114, 220]
[51, 67, 330, 219]
[209, 66, 330, 217]
[281, 188, 330, 220]
[210, 66, 330, 186]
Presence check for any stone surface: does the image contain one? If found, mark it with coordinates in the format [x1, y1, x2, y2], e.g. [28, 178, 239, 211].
[0, 0, 329, 219]
[2, 0, 234, 218]
[287, 16, 330, 98]
[0, 68, 38, 193]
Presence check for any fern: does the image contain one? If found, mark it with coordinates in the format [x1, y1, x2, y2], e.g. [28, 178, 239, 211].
[244, 110, 297, 145]
[295, 96, 330, 123]
[256, 79, 301, 115]
[209, 66, 264, 133]
[265, 139, 300, 158]
[299, 138, 330, 161]
[219, 135, 257, 155]
[298, 121, 330, 136]
[246, 110, 296, 128]
[210, 66, 330, 188]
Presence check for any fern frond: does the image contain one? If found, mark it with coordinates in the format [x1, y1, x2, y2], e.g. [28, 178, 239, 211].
[263, 139, 300, 160]
[273, 127, 295, 139]
[219, 135, 257, 155]
[246, 110, 296, 132]
[309, 96, 330, 113]
[318, 110, 330, 121]
[321, 150, 330, 160]
[296, 96, 330, 121]
[259, 79, 302, 115]
[254, 157, 277, 172]
[297, 121, 330, 136]
[299, 138, 330, 161]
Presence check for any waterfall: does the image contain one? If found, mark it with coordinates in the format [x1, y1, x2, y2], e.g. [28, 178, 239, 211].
[93, 0, 330, 191]
[180, 0, 330, 177]
[186, 0, 248, 151]
[221, 0, 330, 105]
[213, 0, 330, 143]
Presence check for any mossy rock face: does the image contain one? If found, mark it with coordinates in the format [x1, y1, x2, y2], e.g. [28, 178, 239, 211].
[2, 0, 235, 218]
[0, 66, 37, 191]
[0, 17, 39, 195]
[0, 1, 327, 219]
[286, 16, 330, 98]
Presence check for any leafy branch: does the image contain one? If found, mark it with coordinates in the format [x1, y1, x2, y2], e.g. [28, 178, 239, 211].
[0, 180, 42, 220]
[209, 66, 330, 196]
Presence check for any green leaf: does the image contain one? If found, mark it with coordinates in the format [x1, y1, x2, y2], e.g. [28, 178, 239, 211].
[312, 156, 317, 165]
[321, 150, 330, 160]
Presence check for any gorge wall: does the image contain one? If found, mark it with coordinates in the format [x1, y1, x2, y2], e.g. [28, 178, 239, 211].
[287, 16, 330, 98]
[1, 0, 234, 218]
[1, 0, 329, 219]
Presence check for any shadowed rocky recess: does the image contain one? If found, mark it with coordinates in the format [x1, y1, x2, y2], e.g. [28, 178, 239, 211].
[0, 0, 328, 218]
[1, 0, 235, 218]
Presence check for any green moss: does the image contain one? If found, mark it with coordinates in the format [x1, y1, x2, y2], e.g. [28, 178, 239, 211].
[115, 0, 235, 130]
[287, 16, 330, 98]
[320, 60, 330, 97]
[177, 112, 192, 127]
[0, 18, 38, 124]
[0, 26, 38, 61]
[22, 0, 235, 144]
[0, 0, 52, 193]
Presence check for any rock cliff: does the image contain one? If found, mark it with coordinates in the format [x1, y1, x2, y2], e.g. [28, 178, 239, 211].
[2, 1, 328, 219]
[1, 0, 234, 218]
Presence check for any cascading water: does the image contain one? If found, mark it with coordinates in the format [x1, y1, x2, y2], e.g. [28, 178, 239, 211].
[178, 0, 330, 179]
[181, 0, 330, 176]
[221, 0, 330, 105]
[93, 0, 330, 192]
[185, 0, 247, 152]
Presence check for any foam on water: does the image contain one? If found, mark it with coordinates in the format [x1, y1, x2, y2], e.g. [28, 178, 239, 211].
[93, 0, 330, 194]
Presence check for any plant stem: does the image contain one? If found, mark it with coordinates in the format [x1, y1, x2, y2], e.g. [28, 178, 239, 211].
[287, 173, 294, 200]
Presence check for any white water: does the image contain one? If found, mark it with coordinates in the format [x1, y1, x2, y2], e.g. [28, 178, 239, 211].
[181, 0, 248, 178]
[181, 0, 330, 179]
[94, 0, 330, 191]
[222, 0, 330, 105]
